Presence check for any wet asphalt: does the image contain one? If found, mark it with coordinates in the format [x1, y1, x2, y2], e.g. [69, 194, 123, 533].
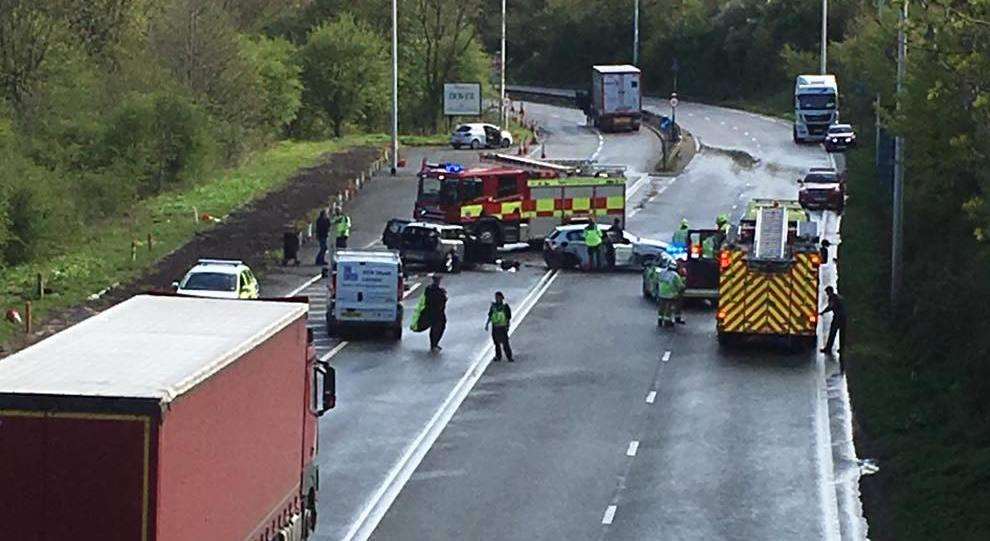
[369, 102, 850, 540]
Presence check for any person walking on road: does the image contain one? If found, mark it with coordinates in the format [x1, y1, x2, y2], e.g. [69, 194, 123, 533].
[333, 207, 351, 249]
[424, 275, 448, 352]
[657, 262, 686, 327]
[485, 291, 513, 362]
[584, 221, 603, 271]
[819, 239, 832, 265]
[315, 209, 331, 266]
[820, 286, 847, 369]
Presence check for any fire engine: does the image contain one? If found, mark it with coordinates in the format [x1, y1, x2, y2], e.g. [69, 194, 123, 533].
[415, 161, 626, 246]
[716, 199, 823, 349]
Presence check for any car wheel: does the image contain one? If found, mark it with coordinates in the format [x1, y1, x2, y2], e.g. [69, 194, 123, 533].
[470, 139, 482, 150]
[452, 144, 461, 150]
[477, 222, 500, 245]
[563, 253, 581, 269]
[501, 138, 511, 148]
[544, 251, 561, 269]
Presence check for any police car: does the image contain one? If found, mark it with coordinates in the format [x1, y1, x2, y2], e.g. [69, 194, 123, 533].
[173, 259, 260, 299]
[543, 223, 673, 270]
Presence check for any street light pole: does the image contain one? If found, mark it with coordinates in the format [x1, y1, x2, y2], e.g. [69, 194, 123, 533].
[891, 0, 908, 306]
[820, 0, 828, 74]
[390, 0, 399, 175]
[633, 0, 639, 65]
[500, 0, 507, 129]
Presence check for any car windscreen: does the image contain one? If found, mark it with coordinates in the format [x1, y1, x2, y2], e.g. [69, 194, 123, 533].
[804, 173, 839, 184]
[401, 227, 439, 249]
[829, 126, 853, 134]
[419, 176, 458, 203]
[798, 94, 836, 110]
[182, 272, 236, 291]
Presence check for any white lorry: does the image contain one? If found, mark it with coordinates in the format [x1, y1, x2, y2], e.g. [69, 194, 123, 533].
[590, 65, 641, 132]
[326, 250, 404, 339]
[793, 74, 838, 143]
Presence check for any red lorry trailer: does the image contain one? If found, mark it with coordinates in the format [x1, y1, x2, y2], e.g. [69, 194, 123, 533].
[0, 294, 334, 541]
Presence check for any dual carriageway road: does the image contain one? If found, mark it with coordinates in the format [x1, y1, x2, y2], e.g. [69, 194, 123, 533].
[269, 100, 865, 540]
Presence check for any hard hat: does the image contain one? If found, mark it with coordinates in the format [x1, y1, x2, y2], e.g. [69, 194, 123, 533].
[680, 218, 689, 228]
[667, 260, 679, 270]
[716, 214, 728, 225]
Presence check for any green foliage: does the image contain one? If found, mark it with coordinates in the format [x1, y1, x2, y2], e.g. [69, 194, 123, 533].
[240, 35, 303, 132]
[299, 15, 388, 137]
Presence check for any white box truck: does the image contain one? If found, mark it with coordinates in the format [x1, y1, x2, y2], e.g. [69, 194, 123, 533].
[590, 65, 642, 132]
[326, 250, 404, 339]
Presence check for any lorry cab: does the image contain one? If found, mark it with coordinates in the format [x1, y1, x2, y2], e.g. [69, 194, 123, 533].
[327, 250, 404, 340]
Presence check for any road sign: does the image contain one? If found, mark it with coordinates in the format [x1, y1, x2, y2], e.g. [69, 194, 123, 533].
[670, 96, 679, 108]
[443, 83, 482, 116]
[659, 116, 672, 132]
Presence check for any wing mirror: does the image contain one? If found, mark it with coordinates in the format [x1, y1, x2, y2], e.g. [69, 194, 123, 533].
[316, 360, 336, 416]
[171, 281, 180, 291]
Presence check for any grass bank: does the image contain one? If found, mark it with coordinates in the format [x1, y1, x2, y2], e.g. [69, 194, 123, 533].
[842, 149, 990, 539]
[0, 135, 382, 349]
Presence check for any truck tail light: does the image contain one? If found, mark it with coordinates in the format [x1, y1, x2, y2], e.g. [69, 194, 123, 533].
[690, 243, 701, 258]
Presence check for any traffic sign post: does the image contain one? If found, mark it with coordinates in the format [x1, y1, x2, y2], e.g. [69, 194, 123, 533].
[670, 93, 680, 142]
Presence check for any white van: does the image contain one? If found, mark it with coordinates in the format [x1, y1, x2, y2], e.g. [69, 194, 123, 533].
[326, 250, 404, 340]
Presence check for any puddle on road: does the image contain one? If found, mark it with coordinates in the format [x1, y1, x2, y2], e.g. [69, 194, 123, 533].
[700, 143, 760, 169]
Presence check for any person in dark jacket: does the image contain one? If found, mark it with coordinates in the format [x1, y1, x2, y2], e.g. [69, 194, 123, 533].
[282, 226, 300, 266]
[820, 286, 847, 370]
[315, 209, 331, 266]
[424, 275, 448, 351]
[485, 291, 513, 362]
[819, 239, 831, 265]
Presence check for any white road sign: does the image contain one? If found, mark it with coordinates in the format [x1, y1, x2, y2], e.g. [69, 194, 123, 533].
[444, 83, 482, 116]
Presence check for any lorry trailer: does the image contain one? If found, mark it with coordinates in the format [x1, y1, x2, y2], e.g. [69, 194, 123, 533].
[0, 294, 334, 541]
[589, 65, 642, 132]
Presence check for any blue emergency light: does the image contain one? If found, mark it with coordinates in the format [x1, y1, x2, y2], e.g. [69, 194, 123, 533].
[440, 162, 464, 174]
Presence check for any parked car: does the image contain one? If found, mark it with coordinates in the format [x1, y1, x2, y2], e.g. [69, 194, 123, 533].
[823, 123, 857, 152]
[450, 123, 513, 150]
[173, 259, 259, 299]
[798, 169, 845, 212]
[543, 224, 673, 270]
[398, 222, 469, 273]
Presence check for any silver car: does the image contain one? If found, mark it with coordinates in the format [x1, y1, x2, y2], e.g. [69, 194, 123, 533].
[399, 222, 468, 273]
[543, 224, 673, 270]
[450, 123, 513, 150]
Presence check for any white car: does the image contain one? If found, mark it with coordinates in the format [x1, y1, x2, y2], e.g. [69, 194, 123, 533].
[543, 223, 674, 270]
[173, 259, 259, 299]
[450, 123, 513, 150]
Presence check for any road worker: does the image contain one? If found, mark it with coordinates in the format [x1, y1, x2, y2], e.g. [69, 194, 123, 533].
[657, 261, 686, 327]
[584, 221, 603, 270]
[333, 207, 351, 249]
[672, 218, 690, 248]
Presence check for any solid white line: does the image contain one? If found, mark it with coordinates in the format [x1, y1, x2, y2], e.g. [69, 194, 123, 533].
[602, 505, 617, 525]
[363, 239, 381, 249]
[287, 273, 322, 297]
[590, 129, 605, 161]
[402, 282, 422, 299]
[320, 340, 349, 362]
[627, 174, 650, 198]
[661, 351, 671, 362]
[645, 391, 657, 404]
[341, 270, 560, 541]
[626, 441, 640, 457]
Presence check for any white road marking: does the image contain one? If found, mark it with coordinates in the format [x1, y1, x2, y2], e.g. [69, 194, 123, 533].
[363, 239, 381, 249]
[627, 174, 650, 198]
[320, 340, 350, 362]
[661, 351, 671, 362]
[645, 391, 657, 404]
[626, 441, 640, 457]
[589, 128, 605, 161]
[744, 131, 749, 137]
[602, 505, 617, 525]
[342, 270, 560, 541]
[402, 282, 421, 299]
[704, 116, 711, 121]
[720, 121, 726, 126]
[287, 273, 323, 297]
[733, 126, 739, 131]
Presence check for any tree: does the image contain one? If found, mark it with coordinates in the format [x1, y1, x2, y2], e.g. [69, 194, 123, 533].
[299, 15, 388, 137]
[0, 0, 64, 105]
[240, 35, 303, 132]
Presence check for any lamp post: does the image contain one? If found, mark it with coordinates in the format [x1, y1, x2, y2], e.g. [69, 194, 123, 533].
[500, 0, 507, 128]
[891, 0, 907, 306]
[820, 0, 828, 74]
[633, 0, 639, 65]
[390, 0, 398, 175]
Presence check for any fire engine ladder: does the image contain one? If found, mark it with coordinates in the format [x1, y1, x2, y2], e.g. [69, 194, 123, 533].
[754, 206, 787, 260]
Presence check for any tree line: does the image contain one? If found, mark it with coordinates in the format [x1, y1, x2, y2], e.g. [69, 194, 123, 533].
[0, 0, 490, 267]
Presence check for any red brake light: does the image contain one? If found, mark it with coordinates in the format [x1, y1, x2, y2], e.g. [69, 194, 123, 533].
[719, 252, 731, 271]
[690, 244, 701, 257]
[810, 253, 822, 266]
[717, 309, 728, 320]
[808, 312, 818, 324]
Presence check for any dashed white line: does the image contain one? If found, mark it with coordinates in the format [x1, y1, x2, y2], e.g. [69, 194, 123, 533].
[590, 129, 605, 161]
[645, 391, 657, 404]
[626, 441, 640, 457]
[320, 340, 349, 362]
[287, 273, 323, 297]
[402, 282, 422, 299]
[602, 505, 617, 525]
[661, 350, 671, 362]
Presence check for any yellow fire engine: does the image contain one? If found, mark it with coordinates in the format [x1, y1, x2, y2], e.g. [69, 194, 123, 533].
[716, 199, 822, 349]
